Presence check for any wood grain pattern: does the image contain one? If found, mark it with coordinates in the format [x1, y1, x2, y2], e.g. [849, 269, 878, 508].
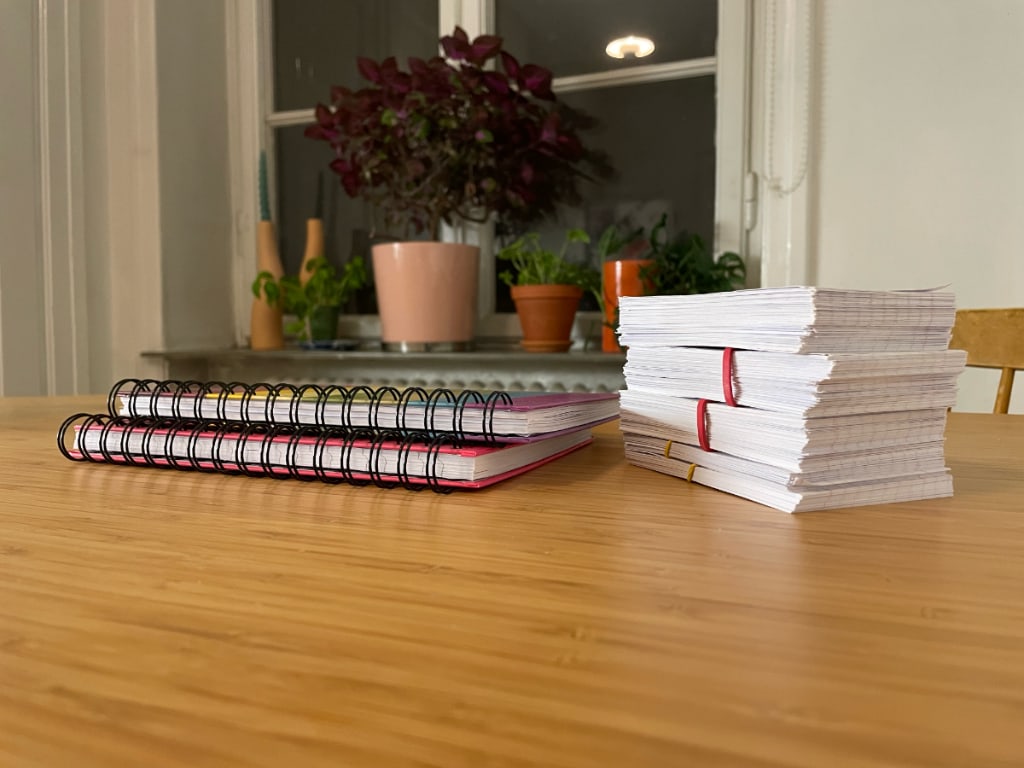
[2, 397, 1024, 767]
[950, 307, 1024, 413]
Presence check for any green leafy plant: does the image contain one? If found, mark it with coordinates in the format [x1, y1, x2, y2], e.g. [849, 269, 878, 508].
[252, 256, 367, 340]
[595, 220, 645, 262]
[592, 220, 649, 337]
[497, 229, 600, 296]
[641, 214, 746, 295]
[305, 27, 611, 239]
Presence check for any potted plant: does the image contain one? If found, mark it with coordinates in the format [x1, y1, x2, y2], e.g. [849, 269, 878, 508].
[304, 26, 609, 351]
[596, 220, 650, 352]
[596, 214, 747, 352]
[498, 229, 600, 352]
[252, 256, 367, 343]
[641, 214, 746, 296]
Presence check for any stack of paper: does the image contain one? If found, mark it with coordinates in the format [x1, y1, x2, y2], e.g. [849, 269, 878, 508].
[616, 287, 967, 513]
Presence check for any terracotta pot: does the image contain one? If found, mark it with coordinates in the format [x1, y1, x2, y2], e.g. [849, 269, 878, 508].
[510, 284, 583, 353]
[372, 242, 480, 352]
[602, 258, 654, 352]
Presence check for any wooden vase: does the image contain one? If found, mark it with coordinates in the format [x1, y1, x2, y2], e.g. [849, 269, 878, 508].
[510, 284, 583, 353]
[298, 218, 324, 286]
[250, 220, 285, 350]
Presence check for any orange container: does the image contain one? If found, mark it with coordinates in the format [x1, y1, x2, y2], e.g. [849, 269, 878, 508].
[602, 259, 654, 352]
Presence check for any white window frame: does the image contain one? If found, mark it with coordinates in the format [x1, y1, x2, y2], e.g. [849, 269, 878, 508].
[225, 0, 753, 346]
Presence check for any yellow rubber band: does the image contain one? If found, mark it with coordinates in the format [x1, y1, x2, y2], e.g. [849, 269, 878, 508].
[663, 440, 673, 458]
[686, 463, 697, 482]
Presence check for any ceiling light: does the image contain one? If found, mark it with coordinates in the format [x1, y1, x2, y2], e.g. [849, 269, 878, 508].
[605, 35, 655, 60]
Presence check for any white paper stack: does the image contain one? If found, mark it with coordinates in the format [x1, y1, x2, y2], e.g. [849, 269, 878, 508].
[616, 287, 967, 513]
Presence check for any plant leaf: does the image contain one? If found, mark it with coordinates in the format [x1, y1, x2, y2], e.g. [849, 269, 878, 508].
[468, 34, 502, 65]
[356, 57, 380, 84]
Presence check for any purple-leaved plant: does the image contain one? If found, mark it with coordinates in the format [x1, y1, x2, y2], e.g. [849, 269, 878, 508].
[305, 26, 611, 240]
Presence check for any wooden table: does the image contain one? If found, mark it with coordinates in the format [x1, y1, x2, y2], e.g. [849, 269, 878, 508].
[2, 397, 1023, 767]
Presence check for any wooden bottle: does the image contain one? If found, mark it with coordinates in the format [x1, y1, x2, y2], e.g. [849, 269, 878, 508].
[250, 219, 285, 350]
[299, 218, 324, 286]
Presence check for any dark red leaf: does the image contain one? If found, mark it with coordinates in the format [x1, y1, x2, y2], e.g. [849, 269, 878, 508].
[318, 102, 339, 122]
[499, 51, 520, 80]
[408, 57, 430, 77]
[380, 68, 412, 94]
[482, 71, 510, 95]
[356, 57, 380, 84]
[520, 64, 554, 99]
[539, 112, 560, 144]
[304, 123, 330, 141]
[467, 34, 502, 65]
[440, 29, 470, 61]
[341, 172, 360, 197]
[329, 85, 352, 104]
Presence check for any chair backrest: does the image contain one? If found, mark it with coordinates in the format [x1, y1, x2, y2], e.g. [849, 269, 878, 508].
[950, 308, 1024, 413]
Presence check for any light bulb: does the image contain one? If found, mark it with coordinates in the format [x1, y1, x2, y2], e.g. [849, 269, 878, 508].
[605, 35, 656, 60]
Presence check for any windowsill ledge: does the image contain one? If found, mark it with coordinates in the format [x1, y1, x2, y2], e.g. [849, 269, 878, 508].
[142, 346, 627, 393]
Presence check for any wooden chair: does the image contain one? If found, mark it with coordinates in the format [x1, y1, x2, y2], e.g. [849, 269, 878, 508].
[950, 308, 1024, 413]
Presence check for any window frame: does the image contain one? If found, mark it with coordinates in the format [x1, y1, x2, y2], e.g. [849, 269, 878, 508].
[226, 0, 753, 346]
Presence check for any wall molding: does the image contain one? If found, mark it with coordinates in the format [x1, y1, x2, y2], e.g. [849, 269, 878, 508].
[36, 0, 90, 394]
[226, 0, 265, 347]
[102, 0, 165, 381]
[756, 0, 818, 287]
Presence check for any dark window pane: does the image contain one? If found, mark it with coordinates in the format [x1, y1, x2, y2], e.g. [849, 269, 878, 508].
[496, 0, 717, 78]
[272, 0, 438, 112]
[495, 76, 717, 312]
[566, 76, 716, 244]
[275, 125, 379, 313]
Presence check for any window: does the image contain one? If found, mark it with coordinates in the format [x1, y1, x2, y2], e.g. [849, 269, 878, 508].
[229, 1, 750, 345]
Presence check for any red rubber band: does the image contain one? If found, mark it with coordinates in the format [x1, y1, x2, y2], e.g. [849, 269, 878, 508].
[696, 398, 712, 452]
[722, 347, 737, 407]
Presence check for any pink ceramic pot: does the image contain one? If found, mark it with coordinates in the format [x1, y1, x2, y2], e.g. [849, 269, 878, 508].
[371, 242, 480, 351]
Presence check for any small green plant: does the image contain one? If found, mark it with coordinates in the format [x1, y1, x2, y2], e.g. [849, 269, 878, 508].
[252, 256, 367, 340]
[497, 229, 600, 294]
[641, 214, 746, 295]
[595, 220, 645, 262]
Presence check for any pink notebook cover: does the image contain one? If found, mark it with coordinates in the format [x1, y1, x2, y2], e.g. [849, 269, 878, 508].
[67, 424, 593, 490]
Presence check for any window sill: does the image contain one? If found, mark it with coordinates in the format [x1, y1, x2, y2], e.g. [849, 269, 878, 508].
[142, 346, 626, 393]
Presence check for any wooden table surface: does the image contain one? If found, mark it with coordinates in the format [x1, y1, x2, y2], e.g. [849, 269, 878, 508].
[2, 396, 1023, 767]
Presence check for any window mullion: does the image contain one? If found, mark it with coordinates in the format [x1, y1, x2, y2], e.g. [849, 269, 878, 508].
[439, 0, 495, 38]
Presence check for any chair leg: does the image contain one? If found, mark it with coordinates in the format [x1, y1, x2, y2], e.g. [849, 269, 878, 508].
[994, 368, 1015, 414]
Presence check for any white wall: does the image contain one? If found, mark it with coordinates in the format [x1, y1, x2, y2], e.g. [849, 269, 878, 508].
[0, 0, 93, 396]
[0, 0, 235, 397]
[0, 0, 49, 395]
[80, 1, 114, 393]
[800, 0, 1024, 412]
[155, 0, 235, 350]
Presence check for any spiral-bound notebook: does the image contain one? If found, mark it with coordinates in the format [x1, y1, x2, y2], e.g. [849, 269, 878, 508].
[108, 379, 619, 442]
[57, 414, 593, 491]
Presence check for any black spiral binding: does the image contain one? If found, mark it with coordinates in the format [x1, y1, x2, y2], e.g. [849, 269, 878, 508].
[107, 378, 514, 443]
[57, 412, 458, 492]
